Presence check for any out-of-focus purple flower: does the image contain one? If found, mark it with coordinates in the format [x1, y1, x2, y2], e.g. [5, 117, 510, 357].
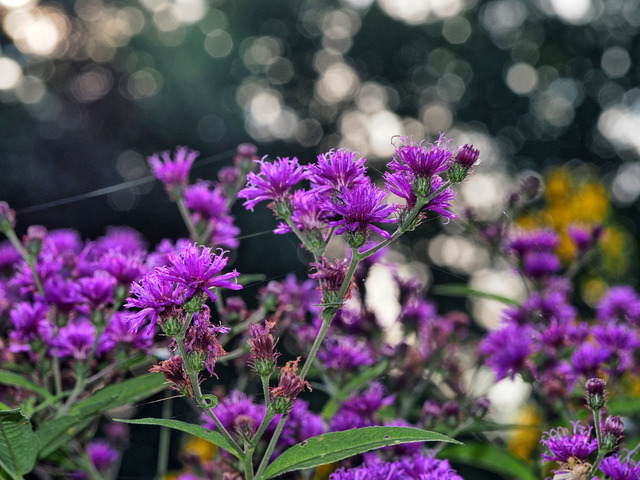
[99, 250, 147, 286]
[567, 224, 596, 253]
[389, 134, 453, 179]
[103, 312, 154, 353]
[571, 342, 611, 379]
[479, 324, 536, 380]
[43, 277, 84, 315]
[307, 149, 368, 195]
[596, 286, 640, 324]
[599, 453, 640, 480]
[505, 228, 560, 257]
[329, 457, 404, 480]
[50, 318, 100, 360]
[201, 390, 272, 435]
[125, 271, 185, 335]
[94, 227, 146, 256]
[184, 180, 227, 220]
[330, 383, 395, 432]
[541, 421, 597, 463]
[318, 335, 374, 371]
[400, 454, 465, 480]
[276, 399, 324, 451]
[592, 323, 640, 373]
[87, 440, 119, 473]
[8, 301, 52, 352]
[148, 146, 198, 192]
[0, 241, 20, 272]
[238, 156, 307, 211]
[522, 251, 561, 279]
[78, 272, 116, 310]
[326, 181, 395, 244]
[159, 244, 241, 304]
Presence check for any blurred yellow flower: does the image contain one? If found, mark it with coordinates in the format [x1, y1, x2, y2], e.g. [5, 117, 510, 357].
[508, 405, 541, 461]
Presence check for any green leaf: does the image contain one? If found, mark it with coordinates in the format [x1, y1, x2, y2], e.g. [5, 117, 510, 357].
[441, 443, 538, 480]
[36, 373, 166, 459]
[116, 417, 241, 459]
[264, 426, 461, 479]
[432, 284, 520, 306]
[321, 361, 388, 420]
[0, 409, 40, 479]
[0, 371, 52, 401]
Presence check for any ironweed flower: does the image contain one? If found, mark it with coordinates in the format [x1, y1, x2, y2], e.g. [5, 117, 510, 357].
[49, 318, 100, 361]
[448, 144, 480, 183]
[599, 453, 640, 480]
[596, 286, 640, 324]
[149, 355, 194, 397]
[585, 378, 606, 410]
[317, 335, 374, 371]
[238, 156, 307, 213]
[270, 357, 311, 414]
[148, 146, 197, 194]
[159, 243, 242, 305]
[478, 323, 536, 380]
[307, 149, 368, 195]
[389, 134, 453, 180]
[200, 390, 274, 437]
[125, 271, 184, 335]
[309, 257, 354, 304]
[87, 440, 119, 473]
[248, 320, 280, 377]
[181, 309, 229, 375]
[540, 421, 597, 463]
[384, 171, 456, 223]
[602, 415, 625, 451]
[326, 181, 395, 247]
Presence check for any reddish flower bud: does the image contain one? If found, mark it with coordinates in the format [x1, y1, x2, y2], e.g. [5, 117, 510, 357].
[149, 355, 194, 397]
[270, 357, 311, 414]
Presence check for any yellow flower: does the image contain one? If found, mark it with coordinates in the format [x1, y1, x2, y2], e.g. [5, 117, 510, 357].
[508, 405, 541, 461]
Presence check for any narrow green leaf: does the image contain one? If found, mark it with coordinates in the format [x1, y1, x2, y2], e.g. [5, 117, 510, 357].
[0, 371, 52, 401]
[264, 426, 461, 479]
[432, 284, 520, 306]
[322, 361, 388, 420]
[116, 417, 241, 459]
[441, 443, 538, 480]
[0, 409, 40, 478]
[36, 373, 167, 458]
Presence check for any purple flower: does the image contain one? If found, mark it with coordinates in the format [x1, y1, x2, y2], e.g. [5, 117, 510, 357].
[201, 390, 273, 436]
[330, 383, 395, 432]
[400, 454, 465, 480]
[307, 149, 368, 195]
[505, 228, 560, 257]
[50, 319, 100, 360]
[592, 323, 640, 373]
[318, 335, 374, 371]
[181, 309, 229, 375]
[599, 453, 640, 480]
[148, 146, 197, 192]
[389, 134, 453, 179]
[276, 399, 324, 451]
[479, 324, 536, 380]
[94, 227, 146, 256]
[0, 241, 21, 272]
[238, 156, 307, 211]
[541, 421, 597, 463]
[571, 342, 611, 379]
[8, 301, 52, 352]
[43, 277, 85, 315]
[103, 312, 154, 353]
[329, 458, 405, 480]
[99, 250, 147, 286]
[385, 171, 457, 222]
[87, 440, 119, 473]
[326, 181, 396, 243]
[78, 272, 116, 309]
[522, 251, 561, 279]
[597, 286, 640, 324]
[125, 271, 185, 334]
[159, 244, 242, 303]
[399, 298, 437, 330]
[274, 189, 330, 235]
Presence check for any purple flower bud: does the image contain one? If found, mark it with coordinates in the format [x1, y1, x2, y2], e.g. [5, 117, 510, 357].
[470, 396, 491, 420]
[0, 201, 16, 232]
[602, 415, 624, 450]
[586, 378, 606, 395]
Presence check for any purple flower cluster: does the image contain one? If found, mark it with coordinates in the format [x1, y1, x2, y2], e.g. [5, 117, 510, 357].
[540, 421, 598, 463]
[329, 453, 464, 480]
[238, 133, 476, 250]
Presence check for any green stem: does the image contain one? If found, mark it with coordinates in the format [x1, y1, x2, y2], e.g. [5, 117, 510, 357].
[3, 227, 44, 296]
[176, 194, 199, 242]
[156, 390, 173, 480]
[254, 413, 287, 480]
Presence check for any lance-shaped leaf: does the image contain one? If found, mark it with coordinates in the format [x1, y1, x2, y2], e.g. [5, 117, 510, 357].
[116, 417, 242, 459]
[0, 409, 40, 479]
[0, 371, 52, 401]
[264, 426, 461, 479]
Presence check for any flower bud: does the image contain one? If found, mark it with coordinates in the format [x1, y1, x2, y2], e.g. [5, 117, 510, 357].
[24, 225, 47, 257]
[585, 378, 607, 410]
[602, 415, 624, 451]
[269, 357, 310, 414]
[422, 400, 441, 429]
[0, 201, 16, 233]
[443, 401, 461, 428]
[470, 396, 491, 420]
